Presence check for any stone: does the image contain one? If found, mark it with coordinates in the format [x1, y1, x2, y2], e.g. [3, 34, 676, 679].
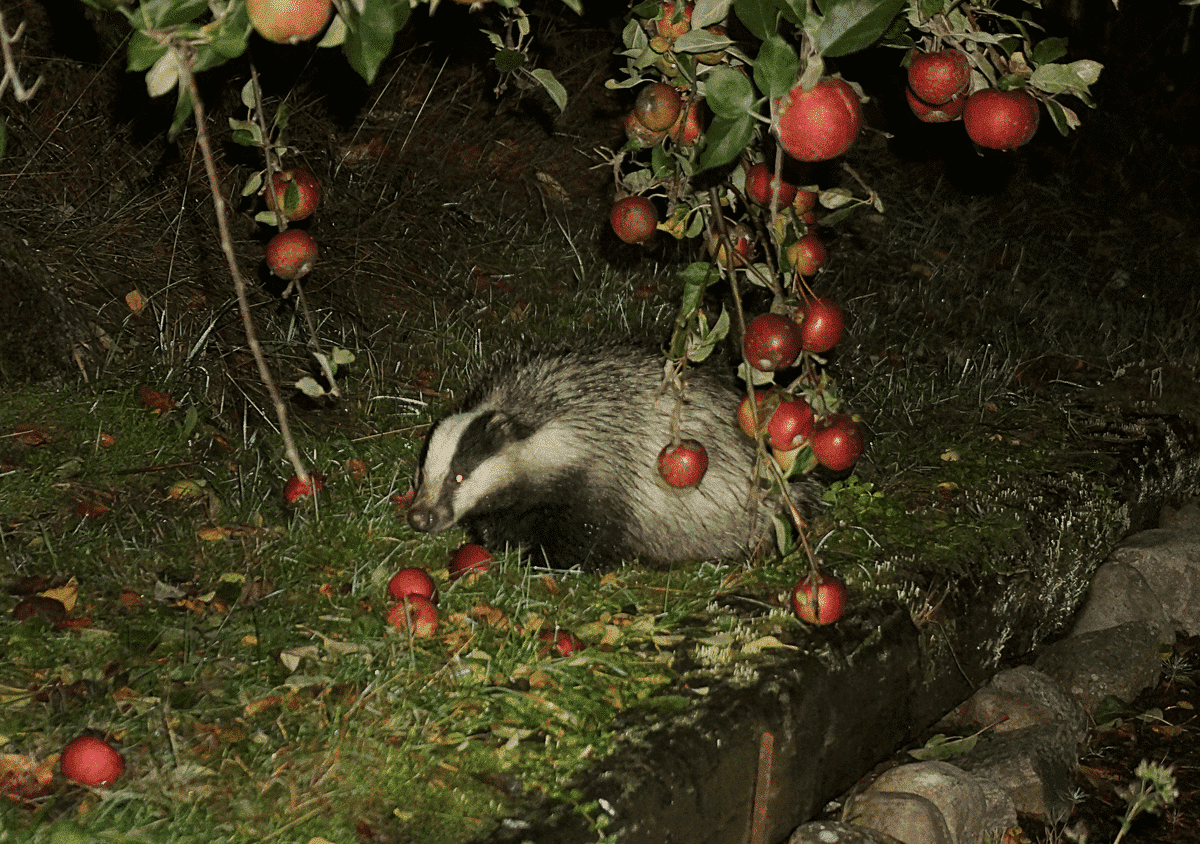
[845, 790, 953, 844]
[1035, 622, 1163, 716]
[1110, 528, 1200, 635]
[856, 761, 991, 844]
[952, 724, 1077, 822]
[787, 820, 902, 844]
[1069, 560, 1174, 647]
[987, 666, 1090, 744]
[1159, 499, 1200, 531]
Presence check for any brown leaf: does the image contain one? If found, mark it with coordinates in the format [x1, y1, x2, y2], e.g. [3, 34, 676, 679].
[137, 384, 176, 412]
[119, 590, 142, 611]
[11, 424, 53, 446]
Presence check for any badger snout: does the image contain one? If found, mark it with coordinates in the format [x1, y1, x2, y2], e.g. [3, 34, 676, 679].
[407, 504, 438, 533]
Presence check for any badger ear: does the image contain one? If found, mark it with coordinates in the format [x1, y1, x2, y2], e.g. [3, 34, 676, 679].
[482, 410, 535, 442]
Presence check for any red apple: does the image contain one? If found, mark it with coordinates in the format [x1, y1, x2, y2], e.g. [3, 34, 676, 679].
[267, 167, 322, 221]
[656, 1, 693, 40]
[737, 388, 776, 437]
[962, 89, 1040, 150]
[670, 98, 705, 146]
[449, 543, 493, 581]
[766, 396, 814, 451]
[623, 111, 668, 148]
[793, 188, 818, 215]
[906, 87, 967, 123]
[247, 0, 332, 44]
[707, 222, 753, 266]
[775, 78, 862, 162]
[657, 439, 708, 488]
[907, 49, 971, 106]
[797, 296, 844, 353]
[553, 630, 586, 657]
[695, 26, 727, 65]
[634, 82, 683, 132]
[387, 567, 437, 603]
[386, 595, 438, 637]
[787, 234, 827, 276]
[745, 163, 798, 209]
[811, 414, 863, 472]
[611, 196, 658, 244]
[266, 229, 318, 281]
[60, 736, 125, 787]
[284, 471, 323, 503]
[743, 313, 802, 372]
[791, 574, 847, 625]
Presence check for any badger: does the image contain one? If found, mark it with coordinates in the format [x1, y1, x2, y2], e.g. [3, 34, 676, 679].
[407, 342, 817, 571]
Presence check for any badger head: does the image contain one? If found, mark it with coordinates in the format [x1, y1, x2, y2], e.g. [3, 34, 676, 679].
[408, 408, 559, 534]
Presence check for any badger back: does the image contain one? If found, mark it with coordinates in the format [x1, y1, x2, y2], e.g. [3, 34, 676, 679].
[407, 343, 783, 569]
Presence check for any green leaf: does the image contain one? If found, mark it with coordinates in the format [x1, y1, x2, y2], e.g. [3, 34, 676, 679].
[342, 0, 402, 85]
[632, 0, 661, 19]
[674, 29, 733, 54]
[127, 32, 167, 73]
[145, 50, 179, 98]
[495, 49, 527, 73]
[136, 0, 207, 27]
[1029, 63, 1091, 96]
[753, 35, 799, 100]
[693, 0, 732, 29]
[704, 66, 756, 118]
[775, 0, 806, 26]
[651, 143, 672, 178]
[1032, 36, 1068, 65]
[529, 68, 568, 112]
[696, 112, 756, 172]
[1042, 98, 1073, 136]
[813, 0, 906, 57]
[734, 0, 779, 41]
[918, 0, 944, 15]
[558, 0, 584, 14]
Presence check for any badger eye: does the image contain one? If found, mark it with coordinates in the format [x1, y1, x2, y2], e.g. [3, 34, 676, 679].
[453, 473, 466, 485]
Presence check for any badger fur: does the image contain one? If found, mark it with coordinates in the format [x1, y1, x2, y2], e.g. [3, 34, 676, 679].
[407, 343, 816, 571]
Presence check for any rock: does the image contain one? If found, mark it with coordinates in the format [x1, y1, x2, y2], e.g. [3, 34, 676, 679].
[845, 790, 953, 844]
[788, 820, 902, 844]
[1035, 622, 1162, 716]
[846, 761, 1012, 844]
[946, 666, 1087, 744]
[1069, 560, 1174, 647]
[952, 724, 1077, 822]
[1110, 529, 1200, 635]
[1159, 499, 1200, 530]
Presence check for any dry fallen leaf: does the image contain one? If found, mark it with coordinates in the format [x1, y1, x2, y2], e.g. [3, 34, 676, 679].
[11, 424, 53, 446]
[125, 289, 146, 316]
[137, 384, 176, 412]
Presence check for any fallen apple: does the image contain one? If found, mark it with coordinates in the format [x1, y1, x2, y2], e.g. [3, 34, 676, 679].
[60, 735, 125, 787]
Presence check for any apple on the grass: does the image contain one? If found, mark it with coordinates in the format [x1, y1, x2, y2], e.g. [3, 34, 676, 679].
[657, 439, 708, 488]
[386, 595, 438, 637]
[387, 567, 437, 602]
[791, 574, 847, 625]
[60, 735, 125, 787]
[284, 471, 323, 503]
[449, 544, 493, 581]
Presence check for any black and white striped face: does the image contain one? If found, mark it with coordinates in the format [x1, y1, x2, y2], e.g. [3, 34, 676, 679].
[408, 407, 556, 534]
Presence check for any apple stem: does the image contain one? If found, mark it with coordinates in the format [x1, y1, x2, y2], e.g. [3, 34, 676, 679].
[173, 47, 312, 486]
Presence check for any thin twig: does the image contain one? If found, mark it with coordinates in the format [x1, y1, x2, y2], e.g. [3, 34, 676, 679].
[173, 45, 311, 484]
